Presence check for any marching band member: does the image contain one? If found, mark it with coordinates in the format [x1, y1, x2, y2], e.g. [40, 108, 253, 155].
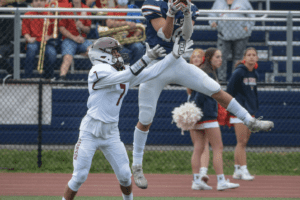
[22, 0, 57, 79]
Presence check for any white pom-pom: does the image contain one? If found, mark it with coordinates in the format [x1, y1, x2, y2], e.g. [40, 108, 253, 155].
[171, 102, 203, 135]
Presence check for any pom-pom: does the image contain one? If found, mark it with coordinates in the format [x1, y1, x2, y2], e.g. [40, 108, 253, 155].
[217, 103, 233, 128]
[172, 102, 203, 135]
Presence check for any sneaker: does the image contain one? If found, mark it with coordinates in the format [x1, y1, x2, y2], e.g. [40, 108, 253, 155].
[191, 181, 212, 190]
[201, 174, 209, 183]
[232, 171, 242, 179]
[241, 171, 254, 181]
[217, 179, 240, 191]
[247, 117, 274, 133]
[131, 164, 148, 189]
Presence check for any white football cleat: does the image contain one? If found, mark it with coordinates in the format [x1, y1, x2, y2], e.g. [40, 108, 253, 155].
[217, 179, 240, 191]
[192, 181, 213, 190]
[131, 164, 148, 189]
[247, 117, 274, 133]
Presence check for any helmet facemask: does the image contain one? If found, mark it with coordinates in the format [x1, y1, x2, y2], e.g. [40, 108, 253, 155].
[88, 37, 125, 70]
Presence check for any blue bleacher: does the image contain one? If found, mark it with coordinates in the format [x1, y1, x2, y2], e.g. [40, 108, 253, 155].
[1, 89, 299, 146]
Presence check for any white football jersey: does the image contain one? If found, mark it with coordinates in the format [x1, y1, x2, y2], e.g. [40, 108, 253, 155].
[84, 53, 176, 123]
[86, 63, 132, 123]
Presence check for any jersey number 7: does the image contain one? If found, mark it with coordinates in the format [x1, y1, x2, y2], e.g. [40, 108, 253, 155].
[116, 84, 126, 106]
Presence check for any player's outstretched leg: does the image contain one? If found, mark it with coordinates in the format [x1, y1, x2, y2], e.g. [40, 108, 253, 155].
[246, 117, 274, 133]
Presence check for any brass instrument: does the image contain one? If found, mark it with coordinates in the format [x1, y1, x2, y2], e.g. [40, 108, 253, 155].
[97, 23, 146, 45]
[52, 1, 59, 39]
[37, 1, 58, 74]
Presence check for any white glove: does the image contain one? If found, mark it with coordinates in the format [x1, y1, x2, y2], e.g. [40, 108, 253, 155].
[130, 43, 166, 76]
[180, 0, 191, 15]
[167, 0, 181, 18]
[172, 36, 194, 58]
[144, 42, 166, 62]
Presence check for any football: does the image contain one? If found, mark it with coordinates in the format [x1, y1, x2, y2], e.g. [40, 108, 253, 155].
[179, 0, 187, 5]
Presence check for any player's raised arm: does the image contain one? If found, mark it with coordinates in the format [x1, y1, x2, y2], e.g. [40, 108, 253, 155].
[180, 0, 194, 40]
[89, 37, 179, 90]
[129, 37, 194, 87]
[143, 0, 181, 41]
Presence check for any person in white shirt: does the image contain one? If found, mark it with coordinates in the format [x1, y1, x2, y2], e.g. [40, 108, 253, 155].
[61, 36, 193, 200]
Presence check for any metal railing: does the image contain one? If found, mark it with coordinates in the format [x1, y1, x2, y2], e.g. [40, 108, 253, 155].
[0, 8, 299, 82]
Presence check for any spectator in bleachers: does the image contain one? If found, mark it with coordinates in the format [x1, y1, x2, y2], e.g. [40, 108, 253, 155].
[86, 0, 115, 8]
[189, 47, 240, 191]
[22, 0, 57, 79]
[227, 47, 259, 181]
[187, 49, 211, 190]
[106, 0, 146, 65]
[0, 0, 27, 79]
[57, 0, 92, 81]
[209, 0, 255, 81]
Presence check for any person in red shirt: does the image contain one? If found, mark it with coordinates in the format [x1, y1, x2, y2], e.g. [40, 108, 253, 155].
[58, 0, 92, 81]
[22, 0, 57, 79]
[105, 0, 146, 65]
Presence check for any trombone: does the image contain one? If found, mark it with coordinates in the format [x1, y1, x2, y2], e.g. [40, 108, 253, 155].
[37, 1, 59, 74]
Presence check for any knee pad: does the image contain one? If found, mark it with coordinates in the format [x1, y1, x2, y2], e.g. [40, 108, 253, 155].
[68, 168, 89, 192]
[202, 75, 221, 96]
[139, 105, 155, 125]
[117, 164, 132, 187]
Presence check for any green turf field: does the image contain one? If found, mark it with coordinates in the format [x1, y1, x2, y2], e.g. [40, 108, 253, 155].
[1, 149, 300, 175]
[1, 197, 300, 200]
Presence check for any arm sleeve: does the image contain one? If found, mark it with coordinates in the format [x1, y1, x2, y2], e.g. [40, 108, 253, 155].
[92, 68, 135, 90]
[129, 53, 177, 88]
[226, 68, 243, 97]
[182, 6, 197, 40]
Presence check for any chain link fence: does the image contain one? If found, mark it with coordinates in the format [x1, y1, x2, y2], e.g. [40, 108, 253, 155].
[1, 8, 300, 175]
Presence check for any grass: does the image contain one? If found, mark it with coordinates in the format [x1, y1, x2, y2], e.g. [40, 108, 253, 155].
[0, 149, 300, 175]
[0, 197, 299, 200]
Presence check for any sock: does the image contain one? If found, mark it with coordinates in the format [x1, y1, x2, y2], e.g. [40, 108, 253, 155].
[227, 98, 253, 125]
[199, 167, 208, 176]
[132, 127, 149, 166]
[240, 165, 248, 173]
[217, 174, 225, 184]
[62, 198, 66, 200]
[193, 173, 201, 182]
[122, 193, 133, 200]
[234, 165, 240, 172]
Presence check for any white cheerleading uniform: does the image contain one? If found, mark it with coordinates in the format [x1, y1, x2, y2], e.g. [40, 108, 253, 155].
[68, 53, 177, 192]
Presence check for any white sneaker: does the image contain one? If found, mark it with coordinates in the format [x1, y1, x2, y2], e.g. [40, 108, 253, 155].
[233, 170, 254, 181]
[232, 171, 242, 179]
[247, 117, 274, 133]
[201, 174, 209, 183]
[241, 171, 255, 181]
[131, 164, 148, 189]
[192, 181, 213, 190]
[217, 179, 240, 191]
